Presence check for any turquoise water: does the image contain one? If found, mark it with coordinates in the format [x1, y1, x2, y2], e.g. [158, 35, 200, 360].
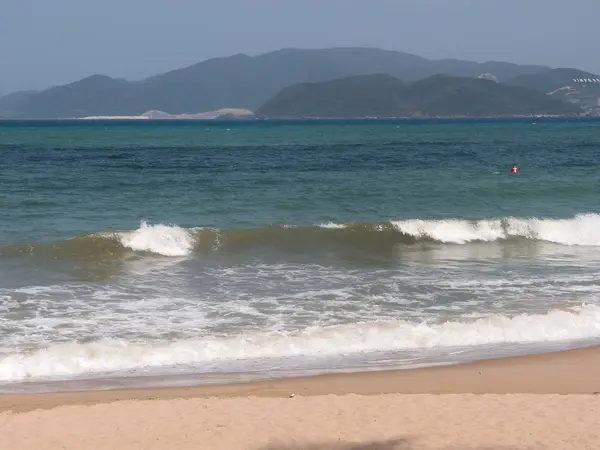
[1, 118, 600, 392]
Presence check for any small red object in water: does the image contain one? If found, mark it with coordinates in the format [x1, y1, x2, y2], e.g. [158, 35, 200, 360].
[510, 165, 519, 173]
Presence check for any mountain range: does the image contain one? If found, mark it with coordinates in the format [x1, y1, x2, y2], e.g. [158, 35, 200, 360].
[0, 47, 598, 118]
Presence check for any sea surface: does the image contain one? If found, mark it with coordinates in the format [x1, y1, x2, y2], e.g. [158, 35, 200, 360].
[1, 118, 600, 393]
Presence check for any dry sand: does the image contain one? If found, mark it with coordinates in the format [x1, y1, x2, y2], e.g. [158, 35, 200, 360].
[2, 346, 600, 449]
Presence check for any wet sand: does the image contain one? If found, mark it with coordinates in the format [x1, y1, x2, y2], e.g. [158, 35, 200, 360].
[2, 346, 600, 449]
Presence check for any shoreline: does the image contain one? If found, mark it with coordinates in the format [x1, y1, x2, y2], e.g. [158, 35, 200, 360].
[3, 344, 600, 414]
[0, 337, 594, 396]
[2, 114, 599, 121]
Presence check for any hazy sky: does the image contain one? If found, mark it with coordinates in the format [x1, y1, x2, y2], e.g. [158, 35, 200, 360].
[1, 0, 598, 94]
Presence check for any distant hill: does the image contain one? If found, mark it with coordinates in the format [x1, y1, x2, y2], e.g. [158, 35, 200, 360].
[10, 75, 146, 119]
[506, 68, 600, 93]
[0, 90, 38, 117]
[0, 47, 552, 118]
[256, 74, 583, 118]
[505, 68, 600, 112]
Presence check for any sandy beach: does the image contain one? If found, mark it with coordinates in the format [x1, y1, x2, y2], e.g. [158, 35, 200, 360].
[2, 346, 600, 449]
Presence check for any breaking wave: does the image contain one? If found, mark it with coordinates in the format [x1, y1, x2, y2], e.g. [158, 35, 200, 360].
[1, 304, 599, 382]
[0, 213, 599, 260]
[391, 213, 600, 245]
[118, 221, 194, 257]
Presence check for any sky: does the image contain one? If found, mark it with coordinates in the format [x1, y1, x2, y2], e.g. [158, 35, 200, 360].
[1, 0, 598, 94]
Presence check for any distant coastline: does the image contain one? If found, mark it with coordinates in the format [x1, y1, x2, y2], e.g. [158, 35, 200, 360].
[77, 108, 254, 120]
[254, 113, 591, 120]
[1, 113, 597, 121]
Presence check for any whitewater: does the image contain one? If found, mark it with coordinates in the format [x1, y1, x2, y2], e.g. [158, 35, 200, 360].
[2, 214, 600, 386]
[2, 305, 600, 383]
[1, 117, 600, 391]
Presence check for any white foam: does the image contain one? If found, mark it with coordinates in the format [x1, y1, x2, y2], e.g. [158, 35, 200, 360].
[318, 222, 347, 229]
[118, 221, 195, 256]
[2, 304, 600, 382]
[392, 213, 600, 246]
[504, 214, 600, 246]
[393, 218, 504, 244]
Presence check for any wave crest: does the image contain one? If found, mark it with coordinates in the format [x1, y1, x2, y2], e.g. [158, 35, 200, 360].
[117, 221, 194, 256]
[1, 213, 600, 260]
[392, 213, 600, 245]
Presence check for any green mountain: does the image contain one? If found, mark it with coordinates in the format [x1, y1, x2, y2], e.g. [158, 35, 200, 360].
[0, 47, 551, 118]
[505, 68, 600, 112]
[256, 74, 583, 118]
[506, 68, 600, 93]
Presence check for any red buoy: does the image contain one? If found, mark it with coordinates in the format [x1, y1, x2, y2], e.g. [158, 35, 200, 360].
[510, 165, 519, 173]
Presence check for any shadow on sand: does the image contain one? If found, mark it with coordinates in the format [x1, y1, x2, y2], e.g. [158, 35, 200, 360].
[257, 439, 410, 450]
[257, 438, 528, 450]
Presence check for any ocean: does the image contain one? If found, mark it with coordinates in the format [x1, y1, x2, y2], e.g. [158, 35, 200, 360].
[1, 117, 600, 393]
